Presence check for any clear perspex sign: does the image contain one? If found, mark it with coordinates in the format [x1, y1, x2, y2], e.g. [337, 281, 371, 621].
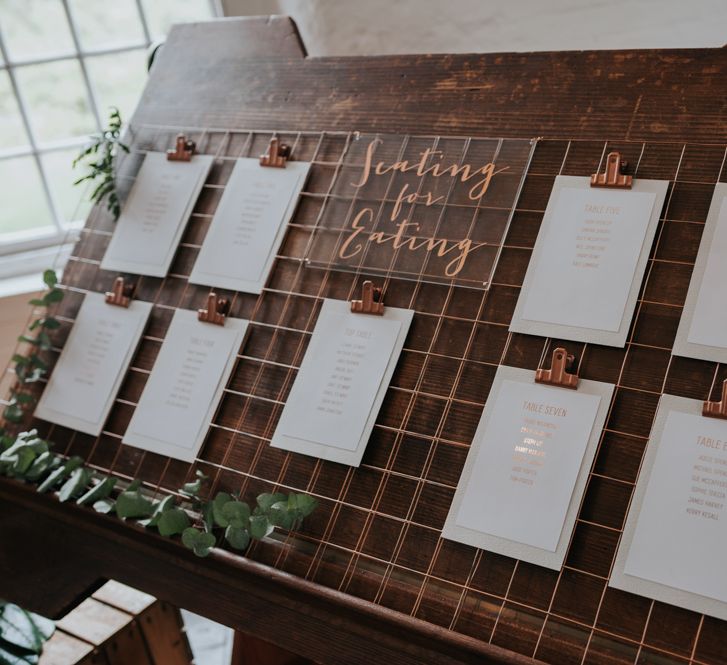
[305, 133, 535, 290]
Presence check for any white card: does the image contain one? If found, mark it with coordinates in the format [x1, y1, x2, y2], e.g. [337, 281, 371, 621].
[443, 365, 613, 570]
[510, 176, 667, 346]
[611, 395, 727, 620]
[122, 309, 248, 462]
[35, 292, 152, 436]
[189, 158, 310, 294]
[271, 299, 413, 467]
[101, 152, 213, 277]
[674, 183, 727, 362]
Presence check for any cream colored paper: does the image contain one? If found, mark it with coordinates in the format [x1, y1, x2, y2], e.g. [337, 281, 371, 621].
[35, 292, 152, 436]
[190, 158, 310, 294]
[611, 395, 727, 620]
[122, 309, 248, 462]
[271, 299, 413, 467]
[101, 152, 213, 277]
[442, 365, 613, 570]
[674, 183, 727, 362]
[510, 176, 667, 346]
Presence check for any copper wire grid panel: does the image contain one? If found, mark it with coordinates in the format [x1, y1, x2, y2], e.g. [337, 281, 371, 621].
[10, 124, 727, 664]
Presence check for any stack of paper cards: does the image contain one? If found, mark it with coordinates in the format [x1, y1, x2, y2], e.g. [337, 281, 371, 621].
[271, 299, 413, 467]
[35, 292, 152, 436]
[611, 395, 727, 619]
[510, 176, 668, 346]
[442, 365, 613, 570]
[190, 158, 310, 294]
[101, 152, 214, 277]
[122, 309, 248, 462]
[674, 183, 727, 362]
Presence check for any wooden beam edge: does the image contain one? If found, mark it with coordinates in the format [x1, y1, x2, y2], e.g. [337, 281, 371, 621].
[0, 477, 542, 665]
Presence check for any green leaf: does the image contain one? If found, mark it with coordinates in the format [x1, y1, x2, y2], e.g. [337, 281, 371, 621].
[269, 501, 296, 530]
[1, 447, 37, 478]
[126, 478, 142, 491]
[35, 332, 51, 351]
[180, 470, 208, 499]
[249, 514, 274, 540]
[256, 492, 287, 514]
[115, 489, 154, 519]
[93, 498, 115, 514]
[58, 468, 90, 502]
[181, 527, 216, 557]
[28, 299, 46, 307]
[0, 603, 54, 654]
[139, 494, 176, 527]
[25, 452, 59, 482]
[0, 642, 39, 664]
[77, 476, 117, 506]
[201, 500, 215, 533]
[3, 404, 24, 424]
[220, 501, 250, 530]
[41, 289, 63, 305]
[292, 493, 317, 518]
[2, 435, 48, 458]
[40, 318, 60, 330]
[211, 492, 233, 527]
[42, 270, 57, 289]
[1, 434, 15, 452]
[157, 508, 191, 537]
[224, 525, 250, 551]
[37, 457, 83, 493]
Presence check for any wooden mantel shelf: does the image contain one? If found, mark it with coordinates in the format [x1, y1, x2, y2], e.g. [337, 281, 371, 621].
[0, 477, 537, 665]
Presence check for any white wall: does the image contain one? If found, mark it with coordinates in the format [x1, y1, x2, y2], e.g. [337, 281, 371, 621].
[222, 0, 727, 55]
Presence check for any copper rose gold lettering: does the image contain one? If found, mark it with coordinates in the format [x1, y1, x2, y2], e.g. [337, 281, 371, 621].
[338, 208, 371, 259]
[391, 184, 444, 220]
[344, 139, 512, 279]
[353, 140, 506, 201]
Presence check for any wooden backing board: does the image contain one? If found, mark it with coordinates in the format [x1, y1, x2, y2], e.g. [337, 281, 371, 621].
[2, 16, 727, 665]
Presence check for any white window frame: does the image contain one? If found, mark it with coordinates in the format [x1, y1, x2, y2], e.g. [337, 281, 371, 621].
[0, 0, 222, 262]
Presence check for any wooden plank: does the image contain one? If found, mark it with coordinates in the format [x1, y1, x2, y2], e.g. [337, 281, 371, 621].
[92, 581, 156, 616]
[56, 599, 132, 646]
[38, 631, 95, 665]
[136, 602, 193, 665]
[0, 479, 540, 665]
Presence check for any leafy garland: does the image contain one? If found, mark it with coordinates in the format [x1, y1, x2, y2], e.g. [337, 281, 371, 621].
[0, 432, 315, 558]
[0, 601, 54, 665]
[1, 271, 316, 558]
[2, 271, 63, 433]
[72, 107, 129, 221]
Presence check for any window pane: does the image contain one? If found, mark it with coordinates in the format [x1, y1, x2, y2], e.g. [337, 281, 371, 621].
[86, 50, 147, 123]
[70, 0, 145, 50]
[1, 0, 75, 60]
[141, 0, 213, 39]
[0, 71, 29, 149]
[15, 60, 96, 142]
[41, 149, 91, 224]
[0, 156, 54, 237]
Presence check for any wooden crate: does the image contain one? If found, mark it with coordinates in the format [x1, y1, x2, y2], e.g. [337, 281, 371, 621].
[39, 581, 192, 665]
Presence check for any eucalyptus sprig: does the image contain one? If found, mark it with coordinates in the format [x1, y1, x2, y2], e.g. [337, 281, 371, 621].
[73, 107, 129, 220]
[0, 431, 317, 559]
[0, 599, 55, 664]
[2, 270, 63, 432]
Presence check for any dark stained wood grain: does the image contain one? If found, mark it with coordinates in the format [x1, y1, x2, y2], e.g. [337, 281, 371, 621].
[0, 478, 540, 665]
[2, 15, 727, 665]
